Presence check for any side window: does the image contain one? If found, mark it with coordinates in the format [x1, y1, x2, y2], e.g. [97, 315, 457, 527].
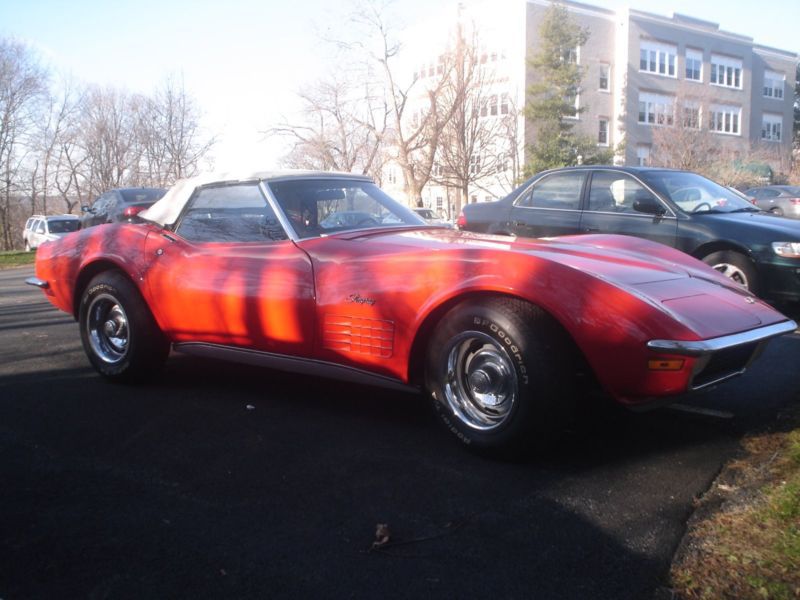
[25, 218, 34, 230]
[760, 189, 780, 199]
[176, 183, 288, 243]
[36, 220, 46, 234]
[587, 172, 662, 214]
[515, 172, 586, 210]
[92, 195, 109, 212]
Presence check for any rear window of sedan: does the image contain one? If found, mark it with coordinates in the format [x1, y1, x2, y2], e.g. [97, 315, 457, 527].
[47, 219, 80, 234]
[120, 189, 166, 204]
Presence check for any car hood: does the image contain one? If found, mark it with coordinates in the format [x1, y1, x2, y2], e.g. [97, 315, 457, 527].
[696, 211, 800, 239]
[340, 227, 698, 285]
[327, 227, 782, 337]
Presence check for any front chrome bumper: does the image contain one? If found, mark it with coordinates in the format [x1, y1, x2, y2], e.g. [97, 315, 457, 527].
[25, 277, 49, 289]
[647, 320, 797, 356]
[648, 320, 797, 390]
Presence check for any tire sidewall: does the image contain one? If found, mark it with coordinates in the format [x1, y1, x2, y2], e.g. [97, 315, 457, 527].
[703, 250, 758, 293]
[426, 302, 553, 451]
[80, 278, 134, 377]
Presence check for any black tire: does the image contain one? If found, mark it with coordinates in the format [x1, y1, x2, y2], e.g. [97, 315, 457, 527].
[770, 207, 784, 217]
[701, 250, 758, 293]
[425, 297, 574, 455]
[79, 270, 169, 382]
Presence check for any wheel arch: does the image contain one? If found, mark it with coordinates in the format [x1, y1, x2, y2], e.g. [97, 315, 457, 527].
[72, 259, 138, 319]
[406, 290, 589, 387]
[690, 240, 754, 262]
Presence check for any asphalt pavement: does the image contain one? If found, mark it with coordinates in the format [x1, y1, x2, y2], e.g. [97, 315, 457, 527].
[1, 265, 798, 599]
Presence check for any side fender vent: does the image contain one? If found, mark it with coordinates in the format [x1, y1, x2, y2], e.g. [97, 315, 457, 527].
[323, 315, 394, 358]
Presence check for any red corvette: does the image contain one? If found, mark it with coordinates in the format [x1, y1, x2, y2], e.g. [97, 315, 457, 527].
[28, 171, 797, 452]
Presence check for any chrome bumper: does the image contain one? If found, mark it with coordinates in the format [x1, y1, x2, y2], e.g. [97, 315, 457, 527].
[648, 320, 797, 391]
[647, 320, 797, 356]
[25, 277, 49, 289]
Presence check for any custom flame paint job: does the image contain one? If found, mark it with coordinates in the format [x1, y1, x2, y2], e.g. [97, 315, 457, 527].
[33, 207, 795, 405]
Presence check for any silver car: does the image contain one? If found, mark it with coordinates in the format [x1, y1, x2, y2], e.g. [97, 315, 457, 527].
[22, 214, 81, 250]
[744, 186, 800, 218]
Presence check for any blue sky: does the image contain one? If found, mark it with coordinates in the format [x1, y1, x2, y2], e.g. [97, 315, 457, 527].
[1, 0, 797, 170]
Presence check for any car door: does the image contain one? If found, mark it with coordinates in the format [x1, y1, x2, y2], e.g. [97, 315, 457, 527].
[32, 219, 46, 248]
[579, 170, 678, 247]
[143, 181, 316, 355]
[507, 171, 586, 238]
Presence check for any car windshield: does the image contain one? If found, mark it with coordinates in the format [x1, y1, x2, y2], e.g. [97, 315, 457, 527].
[640, 171, 758, 214]
[47, 219, 80, 234]
[120, 188, 166, 204]
[267, 178, 426, 238]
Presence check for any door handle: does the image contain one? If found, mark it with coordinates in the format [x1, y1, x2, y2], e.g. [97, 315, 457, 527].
[513, 221, 526, 227]
[583, 227, 599, 232]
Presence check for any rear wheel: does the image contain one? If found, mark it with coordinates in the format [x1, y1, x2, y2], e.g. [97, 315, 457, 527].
[79, 271, 169, 381]
[425, 297, 574, 454]
[702, 250, 758, 293]
[770, 207, 784, 217]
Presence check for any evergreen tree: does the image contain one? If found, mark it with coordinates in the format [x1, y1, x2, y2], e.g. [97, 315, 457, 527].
[524, 2, 614, 175]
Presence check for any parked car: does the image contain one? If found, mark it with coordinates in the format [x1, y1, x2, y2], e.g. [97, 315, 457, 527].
[744, 185, 800, 218]
[28, 171, 796, 453]
[22, 214, 81, 250]
[458, 166, 800, 303]
[413, 207, 453, 227]
[81, 187, 166, 228]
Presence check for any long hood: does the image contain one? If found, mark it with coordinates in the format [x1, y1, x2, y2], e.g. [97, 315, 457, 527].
[341, 227, 699, 285]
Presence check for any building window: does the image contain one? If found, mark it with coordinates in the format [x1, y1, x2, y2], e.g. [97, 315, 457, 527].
[639, 41, 677, 77]
[710, 55, 743, 89]
[599, 64, 610, 91]
[685, 49, 702, 81]
[763, 71, 785, 99]
[564, 92, 580, 119]
[638, 92, 674, 126]
[470, 195, 478, 203]
[562, 46, 579, 64]
[500, 93, 509, 115]
[432, 163, 443, 178]
[489, 94, 498, 116]
[598, 118, 609, 146]
[682, 103, 700, 129]
[636, 145, 650, 167]
[435, 196, 444, 212]
[709, 105, 741, 135]
[485, 196, 492, 202]
[761, 113, 782, 142]
[387, 168, 397, 184]
[469, 155, 481, 175]
[496, 153, 509, 173]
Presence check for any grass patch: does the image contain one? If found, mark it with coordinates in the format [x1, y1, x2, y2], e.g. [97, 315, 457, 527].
[671, 408, 800, 599]
[0, 250, 35, 269]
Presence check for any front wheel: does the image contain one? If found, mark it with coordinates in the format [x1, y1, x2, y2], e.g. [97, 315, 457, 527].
[79, 271, 169, 381]
[425, 297, 574, 454]
[702, 250, 758, 293]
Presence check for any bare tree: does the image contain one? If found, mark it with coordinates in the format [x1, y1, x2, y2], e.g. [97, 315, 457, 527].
[270, 76, 388, 178]
[0, 38, 47, 249]
[136, 76, 215, 186]
[342, 1, 459, 204]
[432, 24, 513, 213]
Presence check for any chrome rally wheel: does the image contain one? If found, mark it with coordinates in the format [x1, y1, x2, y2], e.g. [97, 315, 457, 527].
[442, 332, 518, 431]
[86, 294, 130, 364]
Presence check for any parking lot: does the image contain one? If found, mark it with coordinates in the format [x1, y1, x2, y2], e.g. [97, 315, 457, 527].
[1, 264, 799, 599]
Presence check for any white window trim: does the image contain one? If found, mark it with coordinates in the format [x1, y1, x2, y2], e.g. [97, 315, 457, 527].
[761, 113, 783, 142]
[598, 63, 611, 93]
[685, 48, 703, 83]
[709, 104, 742, 136]
[597, 118, 610, 146]
[639, 40, 677, 78]
[710, 54, 743, 90]
[638, 92, 675, 127]
[763, 70, 785, 100]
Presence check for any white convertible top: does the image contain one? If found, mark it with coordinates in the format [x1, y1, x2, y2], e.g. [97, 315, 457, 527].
[141, 169, 372, 227]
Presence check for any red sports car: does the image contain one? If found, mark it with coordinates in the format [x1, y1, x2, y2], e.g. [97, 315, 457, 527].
[28, 171, 797, 453]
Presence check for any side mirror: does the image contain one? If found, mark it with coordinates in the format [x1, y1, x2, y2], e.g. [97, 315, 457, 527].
[633, 194, 666, 216]
[81, 205, 93, 213]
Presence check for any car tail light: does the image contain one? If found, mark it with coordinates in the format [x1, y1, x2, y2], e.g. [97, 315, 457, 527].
[122, 206, 147, 219]
[456, 211, 467, 229]
[790, 198, 800, 205]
